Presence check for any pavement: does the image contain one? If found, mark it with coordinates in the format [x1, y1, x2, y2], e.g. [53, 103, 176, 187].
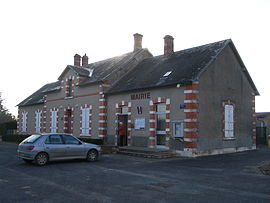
[0, 141, 270, 203]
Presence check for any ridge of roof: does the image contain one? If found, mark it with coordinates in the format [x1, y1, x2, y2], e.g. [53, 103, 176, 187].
[107, 39, 230, 94]
[226, 41, 259, 95]
[78, 48, 151, 86]
[19, 48, 152, 106]
[59, 50, 145, 84]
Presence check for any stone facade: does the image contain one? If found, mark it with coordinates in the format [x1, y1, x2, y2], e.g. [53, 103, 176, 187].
[17, 35, 259, 157]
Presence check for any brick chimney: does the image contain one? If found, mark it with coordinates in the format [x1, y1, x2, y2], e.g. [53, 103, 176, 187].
[164, 35, 174, 57]
[133, 33, 143, 52]
[82, 54, 88, 66]
[74, 54, 81, 66]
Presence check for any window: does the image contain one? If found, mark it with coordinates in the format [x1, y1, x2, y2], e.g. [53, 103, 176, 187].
[45, 135, 63, 144]
[24, 134, 41, 143]
[156, 103, 166, 134]
[224, 104, 234, 138]
[22, 112, 28, 132]
[65, 109, 72, 133]
[62, 134, 81, 144]
[50, 109, 58, 133]
[156, 103, 166, 145]
[81, 107, 90, 136]
[163, 71, 172, 77]
[67, 79, 72, 97]
[173, 121, 184, 137]
[134, 118, 145, 130]
[89, 69, 94, 77]
[35, 111, 42, 133]
[122, 106, 128, 114]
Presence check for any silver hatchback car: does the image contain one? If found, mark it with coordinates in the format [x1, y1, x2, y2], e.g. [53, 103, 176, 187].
[18, 133, 101, 166]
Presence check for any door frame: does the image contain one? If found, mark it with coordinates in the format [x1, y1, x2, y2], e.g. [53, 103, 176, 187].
[117, 114, 128, 146]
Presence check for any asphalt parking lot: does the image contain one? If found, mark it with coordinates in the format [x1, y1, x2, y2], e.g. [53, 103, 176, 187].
[0, 141, 270, 203]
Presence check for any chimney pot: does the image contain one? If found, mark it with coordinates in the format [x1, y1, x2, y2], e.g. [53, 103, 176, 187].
[133, 33, 143, 52]
[164, 35, 174, 57]
[82, 54, 89, 66]
[74, 54, 81, 66]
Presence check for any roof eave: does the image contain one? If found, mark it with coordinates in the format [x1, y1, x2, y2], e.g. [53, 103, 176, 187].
[106, 80, 192, 95]
[228, 42, 260, 96]
[78, 80, 101, 87]
[194, 40, 259, 96]
[17, 101, 44, 107]
[194, 39, 231, 81]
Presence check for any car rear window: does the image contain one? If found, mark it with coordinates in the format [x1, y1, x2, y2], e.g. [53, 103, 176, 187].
[23, 134, 41, 143]
[45, 135, 63, 144]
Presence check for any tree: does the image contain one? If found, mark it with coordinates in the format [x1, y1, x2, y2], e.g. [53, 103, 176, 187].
[0, 93, 16, 134]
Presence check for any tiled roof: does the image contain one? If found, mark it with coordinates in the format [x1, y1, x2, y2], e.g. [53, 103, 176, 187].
[17, 81, 60, 107]
[107, 39, 258, 95]
[18, 49, 152, 106]
[79, 49, 151, 86]
[18, 39, 259, 107]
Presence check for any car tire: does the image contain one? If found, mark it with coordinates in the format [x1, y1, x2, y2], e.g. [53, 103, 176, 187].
[23, 159, 33, 164]
[86, 149, 98, 162]
[34, 152, 49, 166]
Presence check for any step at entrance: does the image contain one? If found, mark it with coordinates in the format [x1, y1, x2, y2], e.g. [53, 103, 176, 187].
[118, 146, 180, 159]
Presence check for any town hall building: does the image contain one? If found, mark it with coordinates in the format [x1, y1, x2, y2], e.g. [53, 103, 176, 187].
[17, 33, 259, 156]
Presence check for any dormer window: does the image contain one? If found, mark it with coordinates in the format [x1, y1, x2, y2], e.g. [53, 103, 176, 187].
[163, 71, 172, 77]
[89, 69, 94, 77]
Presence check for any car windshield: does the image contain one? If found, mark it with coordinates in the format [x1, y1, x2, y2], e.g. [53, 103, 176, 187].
[23, 134, 41, 143]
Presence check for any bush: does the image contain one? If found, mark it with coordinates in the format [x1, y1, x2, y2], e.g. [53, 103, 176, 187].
[0, 121, 17, 135]
[79, 137, 103, 145]
[2, 134, 31, 143]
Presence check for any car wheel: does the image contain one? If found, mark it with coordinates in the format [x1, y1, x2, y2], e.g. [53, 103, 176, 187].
[23, 159, 33, 164]
[34, 152, 49, 166]
[87, 149, 98, 162]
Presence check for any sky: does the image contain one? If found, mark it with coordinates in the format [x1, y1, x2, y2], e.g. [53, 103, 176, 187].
[0, 0, 270, 116]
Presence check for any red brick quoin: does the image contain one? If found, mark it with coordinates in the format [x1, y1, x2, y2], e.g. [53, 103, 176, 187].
[184, 82, 199, 152]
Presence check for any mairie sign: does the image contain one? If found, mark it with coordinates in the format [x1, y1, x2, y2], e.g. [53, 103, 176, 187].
[130, 92, 150, 100]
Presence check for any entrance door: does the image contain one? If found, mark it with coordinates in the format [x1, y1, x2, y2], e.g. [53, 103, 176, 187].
[156, 103, 166, 146]
[118, 115, 128, 146]
[256, 127, 267, 145]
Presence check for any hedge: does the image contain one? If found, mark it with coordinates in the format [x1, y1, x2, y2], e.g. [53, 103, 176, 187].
[78, 137, 103, 145]
[0, 121, 17, 135]
[2, 134, 31, 143]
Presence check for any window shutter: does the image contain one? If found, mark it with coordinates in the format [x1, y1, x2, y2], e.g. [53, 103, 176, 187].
[51, 111, 54, 133]
[224, 104, 234, 138]
[22, 112, 28, 132]
[81, 107, 90, 135]
[35, 112, 38, 132]
[85, 108, 89, 132]
[51, 110, 57, 133]
[35, 111, 42, 133]
[82, 108, 86, 134]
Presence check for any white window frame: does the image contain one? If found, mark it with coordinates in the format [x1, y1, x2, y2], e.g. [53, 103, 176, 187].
[156, 103, 166, 135]
[224, 104, 234, 138]
[173, 120, 184, 138]
[35, 111, 42, 133]
[121, 106, 129, 114]
[81, 107, 91, 136]
[21, 112, 28, 132]
[50, 109, 58, 133]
